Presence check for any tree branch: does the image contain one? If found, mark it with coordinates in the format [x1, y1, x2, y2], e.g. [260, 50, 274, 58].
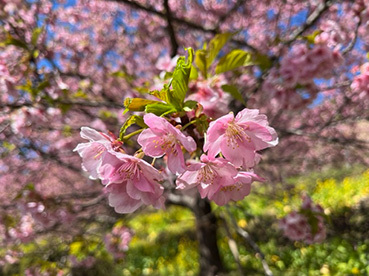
[342, 16, 362, 55]
[225, 206, 274, 276]
[106, 0, 258, 51]
[163, 0, 179, 57]
[286, 0, 333, 45]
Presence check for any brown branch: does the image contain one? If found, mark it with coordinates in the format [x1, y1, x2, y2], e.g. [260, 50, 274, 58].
[286, 0, 334, 45]
[225, 206, 274, 276]
[342, 16, 362, 55]
[106, 0, 258, 52]
[0, 99, 122, 111]
[163, 0, 179, 57]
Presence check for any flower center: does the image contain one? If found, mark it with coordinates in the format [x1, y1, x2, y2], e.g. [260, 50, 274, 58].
[116, 160, 140, 180]
[161, 134, 179, 156]
[197, 164, 216, 184]
[93, 144, 106, 160]
[225, 121, 251, 148]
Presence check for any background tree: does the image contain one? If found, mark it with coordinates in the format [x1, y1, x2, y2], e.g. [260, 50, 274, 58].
[1, 0, 369, 275]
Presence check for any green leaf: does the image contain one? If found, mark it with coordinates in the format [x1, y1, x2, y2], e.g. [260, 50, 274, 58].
[253, 53, 273, 71]
[195, 49, 207, 78]
[215, 49, 252, 74]
[119, 115, 146, 139]
[123, 98, 160, 113]
[206, 32, 233, 68]
[221, 84, 246, 106]
[145, 102, 176, 116]
[111, 70, 134, 81]
[31, 27, 44, 46]
[183, 100, 197, 112]
[149, 88, 169, 102]
[37, 80, 49, 91]
[171, 48, 194, 108]
[195, 114, 209, 136]
[302, 29, 322, 44]
[4, 34, 28, 50]
[189, 65, 198, 80]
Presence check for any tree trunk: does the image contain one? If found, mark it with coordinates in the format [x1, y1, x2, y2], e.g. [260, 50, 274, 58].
[193, 198, 223, 276]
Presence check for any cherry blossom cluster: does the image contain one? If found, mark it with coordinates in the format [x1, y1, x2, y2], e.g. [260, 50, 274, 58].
[104, 224, 133, 260]
[17, 190, 74, 229]
[187, 76, 230, 119]
[263, 42, 343, 110]
[75, 108, 278, 212]
[350, 63, 369, 102]
[279, 43, 343, 87]
[74, 127, 166, 213]
[279, 195, 326, 244]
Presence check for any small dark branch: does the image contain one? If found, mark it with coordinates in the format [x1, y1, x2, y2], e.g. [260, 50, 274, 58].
[286, 0, 333, 45]
[107, 0, 257, 51]
[319, 81, 351, 91]
[220, 215, 245, 275]
[1, 99, 122, 110]
[225, 206, 274, 276]
[342, 16, 362, 55]
[27, 141, 81, 173]
[163, 0, 179, 57]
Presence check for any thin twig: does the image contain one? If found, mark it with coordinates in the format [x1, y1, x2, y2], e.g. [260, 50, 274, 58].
[286, 0, 333, 45]
[342, 16, 362, 55]
[220, 215, 245, 275]
[225, 206, 274, 276]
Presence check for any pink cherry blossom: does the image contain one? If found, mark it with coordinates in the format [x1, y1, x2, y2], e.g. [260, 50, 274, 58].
[177, 154, 242, 205]
[279, 195, 326, 244]
[204, 109, 278, 168]
[155, 54, 179, 72]
[210, 171, 264, 206]
[104, 225, 133, 259]
[99, 152, 165, 213]
[187, 76, 230, 119]
[138, 113, 196, 174]
[73, 127, 124, 179]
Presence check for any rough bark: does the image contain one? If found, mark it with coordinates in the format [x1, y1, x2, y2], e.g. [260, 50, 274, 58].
[193, 198, 223, 276]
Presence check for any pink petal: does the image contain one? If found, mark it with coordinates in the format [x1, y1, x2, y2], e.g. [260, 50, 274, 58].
[137, 129, 166, 157]
[166, 143, 186, 174]
[220, 138, 256, 168]
[143, 113, 170, 135]
[132, 174, 155, 193]
[80, 127, 106, 142]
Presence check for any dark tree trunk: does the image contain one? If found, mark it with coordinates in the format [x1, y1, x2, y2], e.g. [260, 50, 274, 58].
[193, 198, 223, 276]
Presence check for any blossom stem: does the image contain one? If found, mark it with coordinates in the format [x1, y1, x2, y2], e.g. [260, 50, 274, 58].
[151, 157, 156, 166]
[181, 119, 196, 130]
[123, 129, 144, 141]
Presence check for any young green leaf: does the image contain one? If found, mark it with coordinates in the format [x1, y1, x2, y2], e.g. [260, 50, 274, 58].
[253, 53, 273, 71]
[171, 48, 194, 108]
[183, 100, 198, 112]
[145, 102, 176, 116]
[31, 27, 44, 46]
[221, 84, 246, 106]
[123, 98, 160, 113]
[195, 49, 207, 78]
[215, 49, 252, 74]
[119, 115, 146, 140]
[206, 32, 233, 68]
